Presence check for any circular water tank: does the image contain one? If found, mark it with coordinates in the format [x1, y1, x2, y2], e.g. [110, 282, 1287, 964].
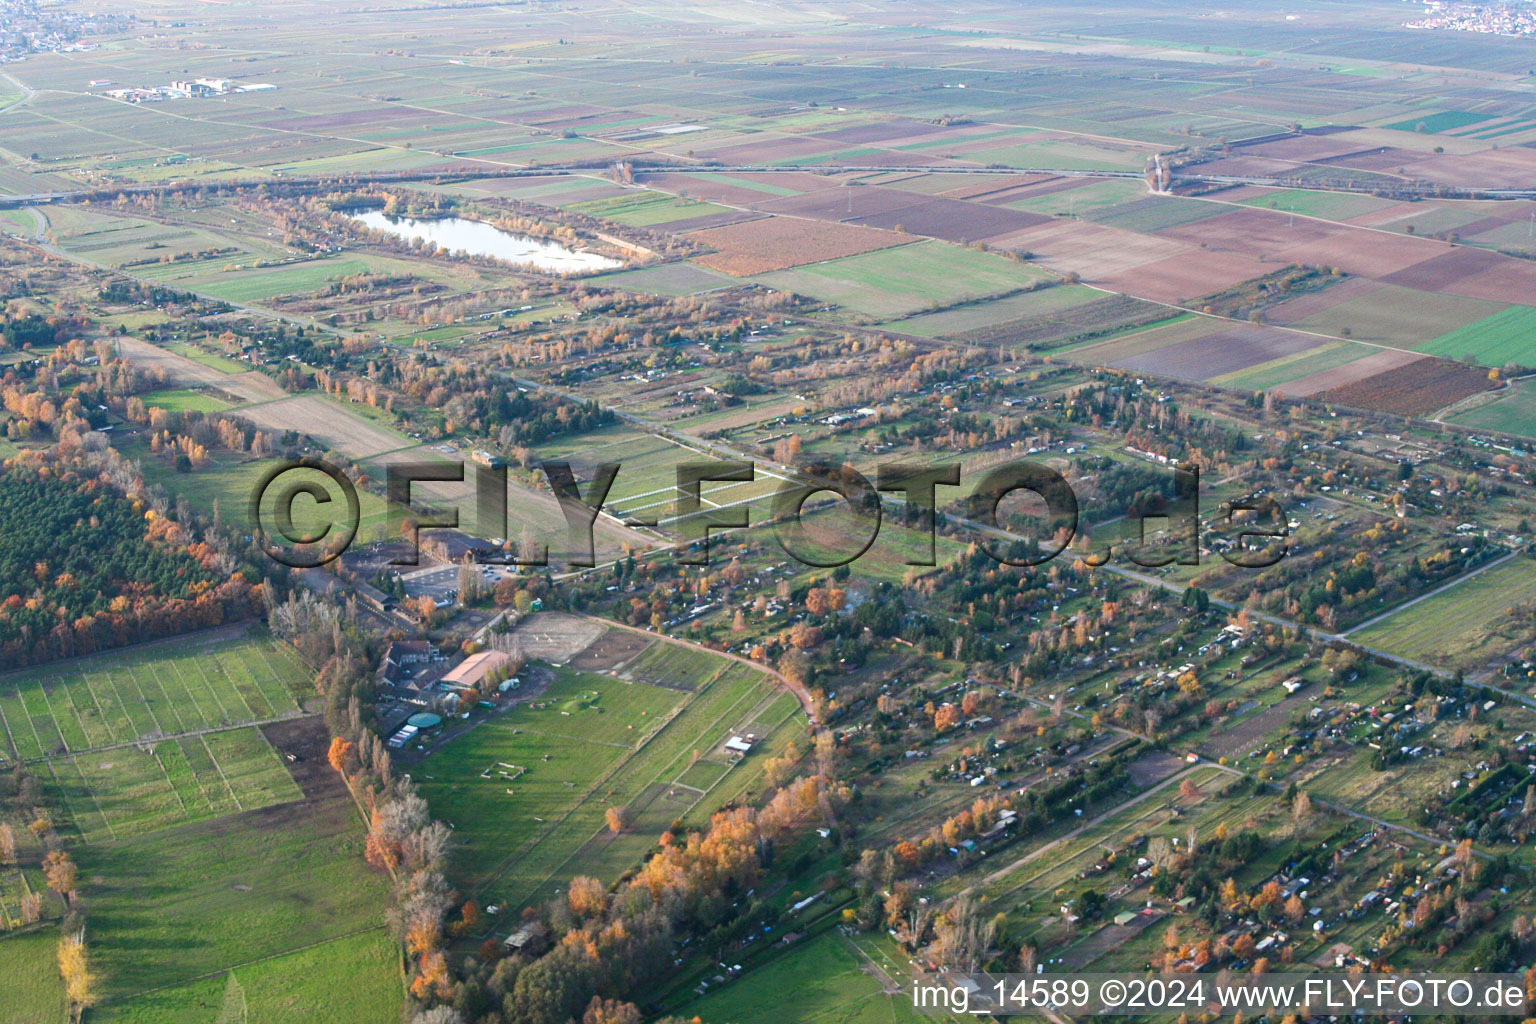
[407, 712, 443, 729]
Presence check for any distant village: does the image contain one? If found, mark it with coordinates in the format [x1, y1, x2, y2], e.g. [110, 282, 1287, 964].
[1406, 0, 1536, 37]
[0, 0, 131, 63]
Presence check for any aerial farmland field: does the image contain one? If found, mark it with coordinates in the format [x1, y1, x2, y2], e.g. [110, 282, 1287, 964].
[754, 240, 1055, 320]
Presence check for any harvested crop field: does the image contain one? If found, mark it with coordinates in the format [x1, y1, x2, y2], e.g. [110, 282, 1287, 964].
[947, 293, 1168, 351]
[1110, 251, 1276, 304]
[843, 195, 1050, 243]
[1377, 245, 1536, 303]
[590, 261, 736, 295]
[1287, 284, 1505, 347]
[1277, 347, 1427, 397]
[1102, 324, 1318, 381]
[1157, 206, 1449, 278]
[1211, 340, 1376, 391]
[1315, 357, 1491, 415]
[688, 216, 909, 275]
[1265, 277, 1383, 324]
[753, 239, 1055, 319]
[115, 338, 285, 404]
[879, 283, 1103, 338]
[997, 219, 1192, 281]
[233, 395, 411, 458]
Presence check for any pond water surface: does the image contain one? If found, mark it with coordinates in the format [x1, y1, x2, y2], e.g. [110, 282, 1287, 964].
[348, 210, 623, 272]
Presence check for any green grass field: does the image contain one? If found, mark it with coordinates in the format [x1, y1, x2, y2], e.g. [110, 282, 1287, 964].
[160, 343, 248, 374]
[755, 240, 1055, 320]
[1351, 556, 1536, 670]
[137, 387, 234, 414]
[418, 648, 806, 914]
[92, 928, 402, 1024]
[1235, 188, 1400, 222]
[1417, 305, 1536, 366]
[80, 742, 393, 1011]
[0, 930, 68, 1024]
[0, 631, 311, 848]
[568, 191, 731, 227]
[1448, 378, 1536, 439]
[681, 930, 935, 1024]
[0, 629, 308, 763]
[1383, 111, 1493, 134]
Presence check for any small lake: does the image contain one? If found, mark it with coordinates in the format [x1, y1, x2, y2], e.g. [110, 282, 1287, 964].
[347, 210, 623, 273]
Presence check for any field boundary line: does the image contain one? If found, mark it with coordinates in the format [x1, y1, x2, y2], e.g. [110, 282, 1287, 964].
[30, 680, 70, 753]
[0, 694, 21, 760]
[174, 655, 237, 725]
[248, 641, 306, 715]
[60, 670, 105, 750]
[12, 711, 311, 766]
[50, 758, 117, 843]
[176, 737, 225, 815]
[201, 734, 245, 812]
[118, 660, 171, 739]
[131, 659, 191, 736]
[113, 924, 390, 1003]
[151, 748, 191, 816]
[203, 650, 260, 723]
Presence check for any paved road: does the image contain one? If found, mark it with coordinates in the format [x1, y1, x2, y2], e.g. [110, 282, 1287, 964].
[3, 161, 1534, 210]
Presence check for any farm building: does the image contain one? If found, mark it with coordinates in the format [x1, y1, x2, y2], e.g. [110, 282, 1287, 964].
[724, 735, 754, 755]
[440, 650, 515, 691]
[503, 923, 539, 950]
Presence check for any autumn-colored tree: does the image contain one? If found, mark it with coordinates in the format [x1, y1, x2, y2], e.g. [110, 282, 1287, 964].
[409, 949, 452, 1001]
[933, 703, 961, 732]
[1178, 778, 1202, 800]
[43, 850, 76, 902]
[364, 809, 402, 871]
[805, 587, 830, 617]
[605, 805, 628, 834]
[406, 913, 441, 957]
[1219, 877, 1243, 912]
[327, 736, 357, 778]
[58, 932, 95, 1022]
[569, 875, 608, 919]
[584, 996, 643, 1024]
[20, 891, 42, 925]
[0, 822, 14, 866]
[1284, 894, 1304, 924]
